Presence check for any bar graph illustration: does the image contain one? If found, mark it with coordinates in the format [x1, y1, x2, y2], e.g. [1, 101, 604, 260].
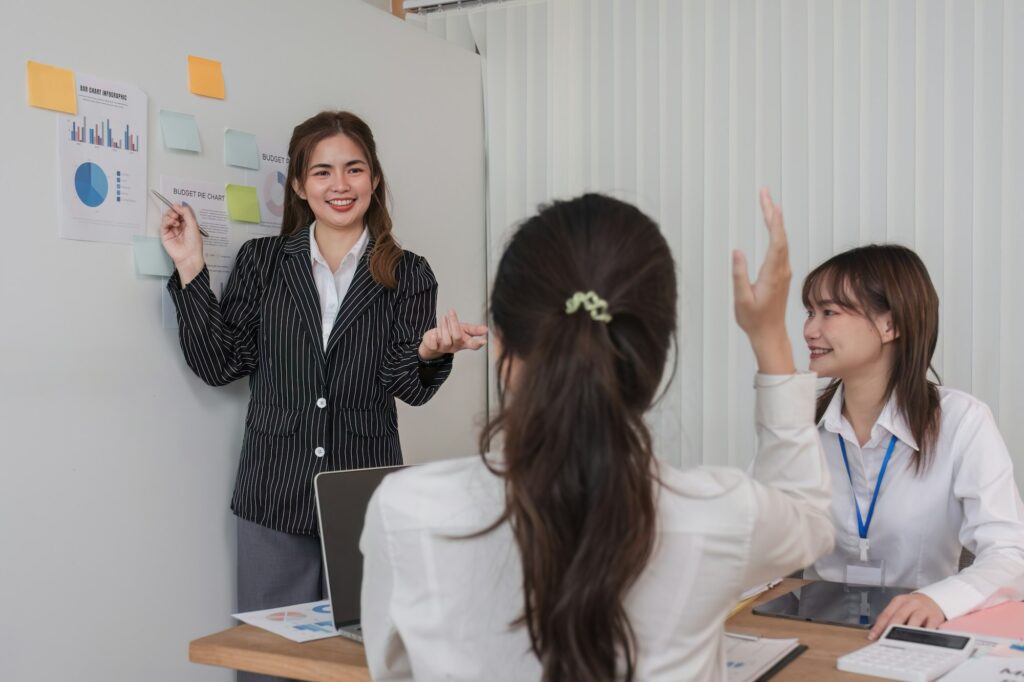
[58, 74, 147, 243]
[68, 116, 140, 152]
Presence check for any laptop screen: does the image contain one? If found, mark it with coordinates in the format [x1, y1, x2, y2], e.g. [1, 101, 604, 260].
[313, 465, 405, 630]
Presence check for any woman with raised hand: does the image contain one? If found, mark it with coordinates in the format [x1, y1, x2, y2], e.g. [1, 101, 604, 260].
[800, 244, 1024, 639]
[359, 190, 834, 681]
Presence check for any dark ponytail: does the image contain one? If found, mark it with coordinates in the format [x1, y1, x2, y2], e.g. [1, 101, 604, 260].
[480, 194, 677, 681]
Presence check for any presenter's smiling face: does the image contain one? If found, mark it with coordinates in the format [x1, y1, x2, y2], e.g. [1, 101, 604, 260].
[294, 133, 378, 232]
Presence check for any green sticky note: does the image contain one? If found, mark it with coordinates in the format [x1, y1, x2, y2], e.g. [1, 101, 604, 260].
[160, 109, 201, 152]
[226, 184, 261, 223]
[224, 129, 260, 169]
[132, 235, 174, 277]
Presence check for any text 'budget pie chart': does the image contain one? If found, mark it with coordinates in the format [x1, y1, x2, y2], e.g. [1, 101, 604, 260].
[75, 162, 108, 208]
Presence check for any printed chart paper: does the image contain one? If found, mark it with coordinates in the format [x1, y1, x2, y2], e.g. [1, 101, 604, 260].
[233, 600, 338, 643]
[248, 141, 289, 236]
[159, 175, 234, 299]
[58, 74, 146, 243]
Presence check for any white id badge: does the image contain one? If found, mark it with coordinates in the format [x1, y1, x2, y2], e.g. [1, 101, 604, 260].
[846, 559, 885, 586]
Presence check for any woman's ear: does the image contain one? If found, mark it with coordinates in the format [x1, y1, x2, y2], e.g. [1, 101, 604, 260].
[372, 173, 380, 192]
[292, 177, 306, 201]
[876, 312, 899, 343]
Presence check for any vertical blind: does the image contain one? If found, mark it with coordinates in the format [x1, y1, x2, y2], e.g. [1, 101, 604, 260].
[410, 0, 1024, 487]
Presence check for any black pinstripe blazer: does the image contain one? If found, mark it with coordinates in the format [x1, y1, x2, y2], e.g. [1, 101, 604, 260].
[168, 228, 453, 535]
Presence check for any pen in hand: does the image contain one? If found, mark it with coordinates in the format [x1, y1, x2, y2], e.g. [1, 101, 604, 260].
[150, 189, 210, 237]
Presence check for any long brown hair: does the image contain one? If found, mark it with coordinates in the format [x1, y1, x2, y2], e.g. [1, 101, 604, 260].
[480, 194, 677, 681]
[281, 111, 402, 288]
[802, 244, 941, 472]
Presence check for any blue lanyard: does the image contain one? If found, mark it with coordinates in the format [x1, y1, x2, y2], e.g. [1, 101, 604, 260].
[838, 434, 897, 547]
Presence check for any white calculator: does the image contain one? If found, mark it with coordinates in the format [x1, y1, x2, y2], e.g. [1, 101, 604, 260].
[836, 625, 974, 682]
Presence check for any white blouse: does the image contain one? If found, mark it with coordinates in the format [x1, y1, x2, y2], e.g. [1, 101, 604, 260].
[359, 373, 835, 681]
[309, 223, 368, 350]
[806, 384, 1024, 619]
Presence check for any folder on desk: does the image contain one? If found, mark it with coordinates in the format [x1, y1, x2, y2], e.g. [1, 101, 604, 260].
[940, 601, 1024, 640]
[725, 633, 807, 682]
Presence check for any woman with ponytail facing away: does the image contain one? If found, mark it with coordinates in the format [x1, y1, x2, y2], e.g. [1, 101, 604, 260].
[360, 190, 835, 681]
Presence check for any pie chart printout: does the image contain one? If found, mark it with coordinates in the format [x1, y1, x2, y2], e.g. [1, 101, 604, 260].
[74, 162, 108, 208]
[263, 169, 285, 217]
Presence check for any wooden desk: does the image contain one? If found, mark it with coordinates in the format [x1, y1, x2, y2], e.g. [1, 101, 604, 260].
[189, 626, 370, 682]
[189, 578, 873, 680]
[726, 578, 874, 680]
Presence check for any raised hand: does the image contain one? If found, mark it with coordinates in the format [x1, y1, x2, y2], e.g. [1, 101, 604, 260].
[159, 203, 205, 286]
[419, 309, 487, 361]
[732, 188, 796, 375]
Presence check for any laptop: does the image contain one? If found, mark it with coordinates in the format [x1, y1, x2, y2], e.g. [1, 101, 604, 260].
[313, 465, 405, 643]
[752, 580, 913, 629]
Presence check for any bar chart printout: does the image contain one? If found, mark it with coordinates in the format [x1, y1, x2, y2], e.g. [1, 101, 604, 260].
[58, 73, 147, 244]
[68, 116, 140, 152]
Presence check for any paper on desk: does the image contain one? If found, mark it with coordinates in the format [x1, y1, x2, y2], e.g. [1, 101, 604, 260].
[725, 634, 802, 682]
[939, 655, 1024, 681]
[941, 601, 1024, 640]
[233, 599, 338, 643]
[740, 578, 782, 601]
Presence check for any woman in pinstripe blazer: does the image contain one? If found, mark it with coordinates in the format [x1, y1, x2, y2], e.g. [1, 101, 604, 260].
[160, 112, 484, 675]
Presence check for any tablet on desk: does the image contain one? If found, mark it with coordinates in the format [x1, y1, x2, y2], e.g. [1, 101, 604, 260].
[752, 580, 913, 629]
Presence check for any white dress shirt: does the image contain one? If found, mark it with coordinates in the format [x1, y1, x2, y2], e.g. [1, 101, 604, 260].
[309, 223, 369, 350]
[360, 373, 834, 681]
[806, 384, 1024, 619]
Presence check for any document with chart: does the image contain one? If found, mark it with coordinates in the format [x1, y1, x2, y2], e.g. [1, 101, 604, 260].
[58, 74, 147, 243]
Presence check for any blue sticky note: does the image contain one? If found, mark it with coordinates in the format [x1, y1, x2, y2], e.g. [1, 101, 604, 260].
[160, 110, 201, 152]
[132, 235, 174, 277]
[224, 128, 260, 169]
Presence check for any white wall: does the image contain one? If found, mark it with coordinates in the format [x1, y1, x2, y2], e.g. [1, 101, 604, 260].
[412, 0, 1024, 492]
[0, 1, 485, 680]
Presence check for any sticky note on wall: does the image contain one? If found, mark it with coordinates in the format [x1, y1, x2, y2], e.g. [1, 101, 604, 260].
[188, 55, 225, 99]
[226, 184, 261, 223]
[132, 236, 174, 277]
[160, 110, 201, 152]
[224, 129, 260, 170]
[26, 60, 77, 114]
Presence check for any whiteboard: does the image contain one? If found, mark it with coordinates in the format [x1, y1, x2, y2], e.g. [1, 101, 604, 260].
[0, 1, 485, 679]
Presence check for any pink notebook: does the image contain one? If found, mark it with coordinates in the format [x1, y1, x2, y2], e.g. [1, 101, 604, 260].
[940, 601, 1024, 639]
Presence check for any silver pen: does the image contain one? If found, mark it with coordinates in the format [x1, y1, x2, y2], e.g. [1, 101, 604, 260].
[151, 188, 210, 237]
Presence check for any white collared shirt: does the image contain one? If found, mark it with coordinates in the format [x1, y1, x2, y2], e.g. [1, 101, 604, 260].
[309, 223, 369, 350]
[806, 384, 1024, 619]
[360, 373, 834, 681]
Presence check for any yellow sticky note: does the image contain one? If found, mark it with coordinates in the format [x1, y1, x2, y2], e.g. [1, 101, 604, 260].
[226, 184, 261, 223]
[26, 60, 77, 114]
[187, 55, 225, 99]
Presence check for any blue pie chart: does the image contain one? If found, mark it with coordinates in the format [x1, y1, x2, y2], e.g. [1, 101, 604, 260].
[74, 162, 108, 208]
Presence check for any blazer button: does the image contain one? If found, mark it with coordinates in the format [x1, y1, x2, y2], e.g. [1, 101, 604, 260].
[314, 447, 325, 458]
[316, 398, 327, 408]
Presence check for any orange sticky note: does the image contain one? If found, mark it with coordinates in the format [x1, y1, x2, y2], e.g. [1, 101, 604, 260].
[26, 60, 77, 114]
[187, 55, 225, 99]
